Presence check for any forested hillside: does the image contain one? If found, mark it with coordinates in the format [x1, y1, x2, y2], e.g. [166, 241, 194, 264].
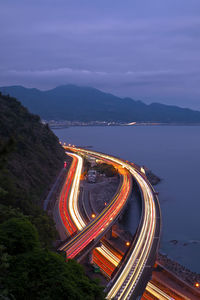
[0, 92, 65, 207]
[0, 93, 104, 300]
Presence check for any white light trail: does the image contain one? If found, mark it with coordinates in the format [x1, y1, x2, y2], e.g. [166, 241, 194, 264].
[67, 152, 86, 231]
[65, 147, 158, 300]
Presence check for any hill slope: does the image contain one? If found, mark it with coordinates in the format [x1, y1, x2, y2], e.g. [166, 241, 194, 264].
[0, 92, 65, 209]
[0, 92, 104, 300]
[1, 85, 200, 123]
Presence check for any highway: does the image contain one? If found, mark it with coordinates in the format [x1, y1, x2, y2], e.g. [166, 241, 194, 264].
[58, 160, 132, 259]
[58, 152, 83, 236]
[59, 151, 173, 299]
[62, 146, 161, 299]
[93, 243, 174, 300]
[66, 152, 85, 230]
[145, 282, 175, 300]
[55, 146, 198, 300]
[57, 151, 132, 261]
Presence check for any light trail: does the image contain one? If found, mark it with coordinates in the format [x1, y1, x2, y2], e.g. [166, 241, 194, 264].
[145, 282, 175, 300]
[59, 172, 131, 259]
[59, 152, 132, 280]
[59, 147, 177, 300]
[108, 173, 156, 300]
[58, 146, 163, 299]
[63, 147, 160, 300]
[97, 244, 120, 267]
[93, 248, 116, 278]
[58, 151, 132, 259]
[58, 152, 84, 235]
[58, 154, 78, 235]
[94, 244, 174, 300]
[67, 152, 85, 231]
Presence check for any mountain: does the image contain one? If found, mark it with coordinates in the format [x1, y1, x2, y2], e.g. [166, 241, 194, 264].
[1, 85, 200, 123]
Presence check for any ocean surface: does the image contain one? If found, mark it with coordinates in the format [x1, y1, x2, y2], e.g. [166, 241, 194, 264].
[53, 126, 200, 273]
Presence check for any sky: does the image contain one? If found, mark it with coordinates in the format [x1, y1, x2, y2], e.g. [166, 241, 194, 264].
[0, 0, 200, 110]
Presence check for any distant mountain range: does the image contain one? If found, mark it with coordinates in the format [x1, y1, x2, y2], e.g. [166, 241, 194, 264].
[1, 85, 200, 123]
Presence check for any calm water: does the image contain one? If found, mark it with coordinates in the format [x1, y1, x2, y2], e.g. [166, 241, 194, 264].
[54, 126, 200, 273]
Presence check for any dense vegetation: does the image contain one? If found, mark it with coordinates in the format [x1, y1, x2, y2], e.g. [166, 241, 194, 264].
[0, 93, 104, 300]
[0, 92, 65, 247]
[1, 85, 200, 123]
[0, 210, 104, 300]
[94, 163, 118, 177]
[83, 158, 117, 177]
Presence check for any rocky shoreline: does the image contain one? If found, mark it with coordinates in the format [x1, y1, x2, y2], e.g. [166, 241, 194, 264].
[144, 166, 161, 185]
[147, 170, 200, 285]
[158, 252, 200, 286]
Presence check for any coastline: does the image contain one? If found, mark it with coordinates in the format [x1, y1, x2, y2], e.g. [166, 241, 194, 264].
[46, 119, 200, 129]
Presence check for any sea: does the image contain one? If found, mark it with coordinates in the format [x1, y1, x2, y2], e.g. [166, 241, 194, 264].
[53, 126, 200, 273]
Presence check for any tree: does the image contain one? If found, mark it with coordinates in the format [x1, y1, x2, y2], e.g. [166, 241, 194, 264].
[0, 218, 39, 255]
[3, 250, 104, 300]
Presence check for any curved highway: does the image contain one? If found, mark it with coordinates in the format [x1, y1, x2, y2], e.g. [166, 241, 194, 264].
[58, 162, 132, 259]
[59, 149, 169, 299]
[58, 152, 83, 235]
[94, 243, 174, 299]
[62, 146, 161, 299]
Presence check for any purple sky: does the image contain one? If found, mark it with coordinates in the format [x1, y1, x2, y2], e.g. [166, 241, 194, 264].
[1, 0, 200, 109]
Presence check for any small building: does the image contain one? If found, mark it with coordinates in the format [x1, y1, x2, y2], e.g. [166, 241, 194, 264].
[87, 157, 97, 167]
[87, 169, 97, 183]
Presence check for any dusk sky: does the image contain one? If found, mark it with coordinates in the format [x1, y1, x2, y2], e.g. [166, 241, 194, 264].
[1, 0, 200, 109]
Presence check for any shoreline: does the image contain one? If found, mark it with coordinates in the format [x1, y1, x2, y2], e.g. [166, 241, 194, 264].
[48, 120, 200, 129]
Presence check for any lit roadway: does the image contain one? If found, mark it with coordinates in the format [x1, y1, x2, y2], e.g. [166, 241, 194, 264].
[59, 150, 170, 299]
[94, 244, 174, 299]
[60, 154, 168, 299]
[58, 152, 83, 236]
[57, 151, 129, 240]
[60, 146, 161, 300]
[145, 282, 174, 300]
[57, 150, 191, 299]
[58, 154, 132, 259]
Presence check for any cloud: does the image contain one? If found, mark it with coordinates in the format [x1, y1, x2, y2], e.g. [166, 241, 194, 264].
[0, 0, 200, 109]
